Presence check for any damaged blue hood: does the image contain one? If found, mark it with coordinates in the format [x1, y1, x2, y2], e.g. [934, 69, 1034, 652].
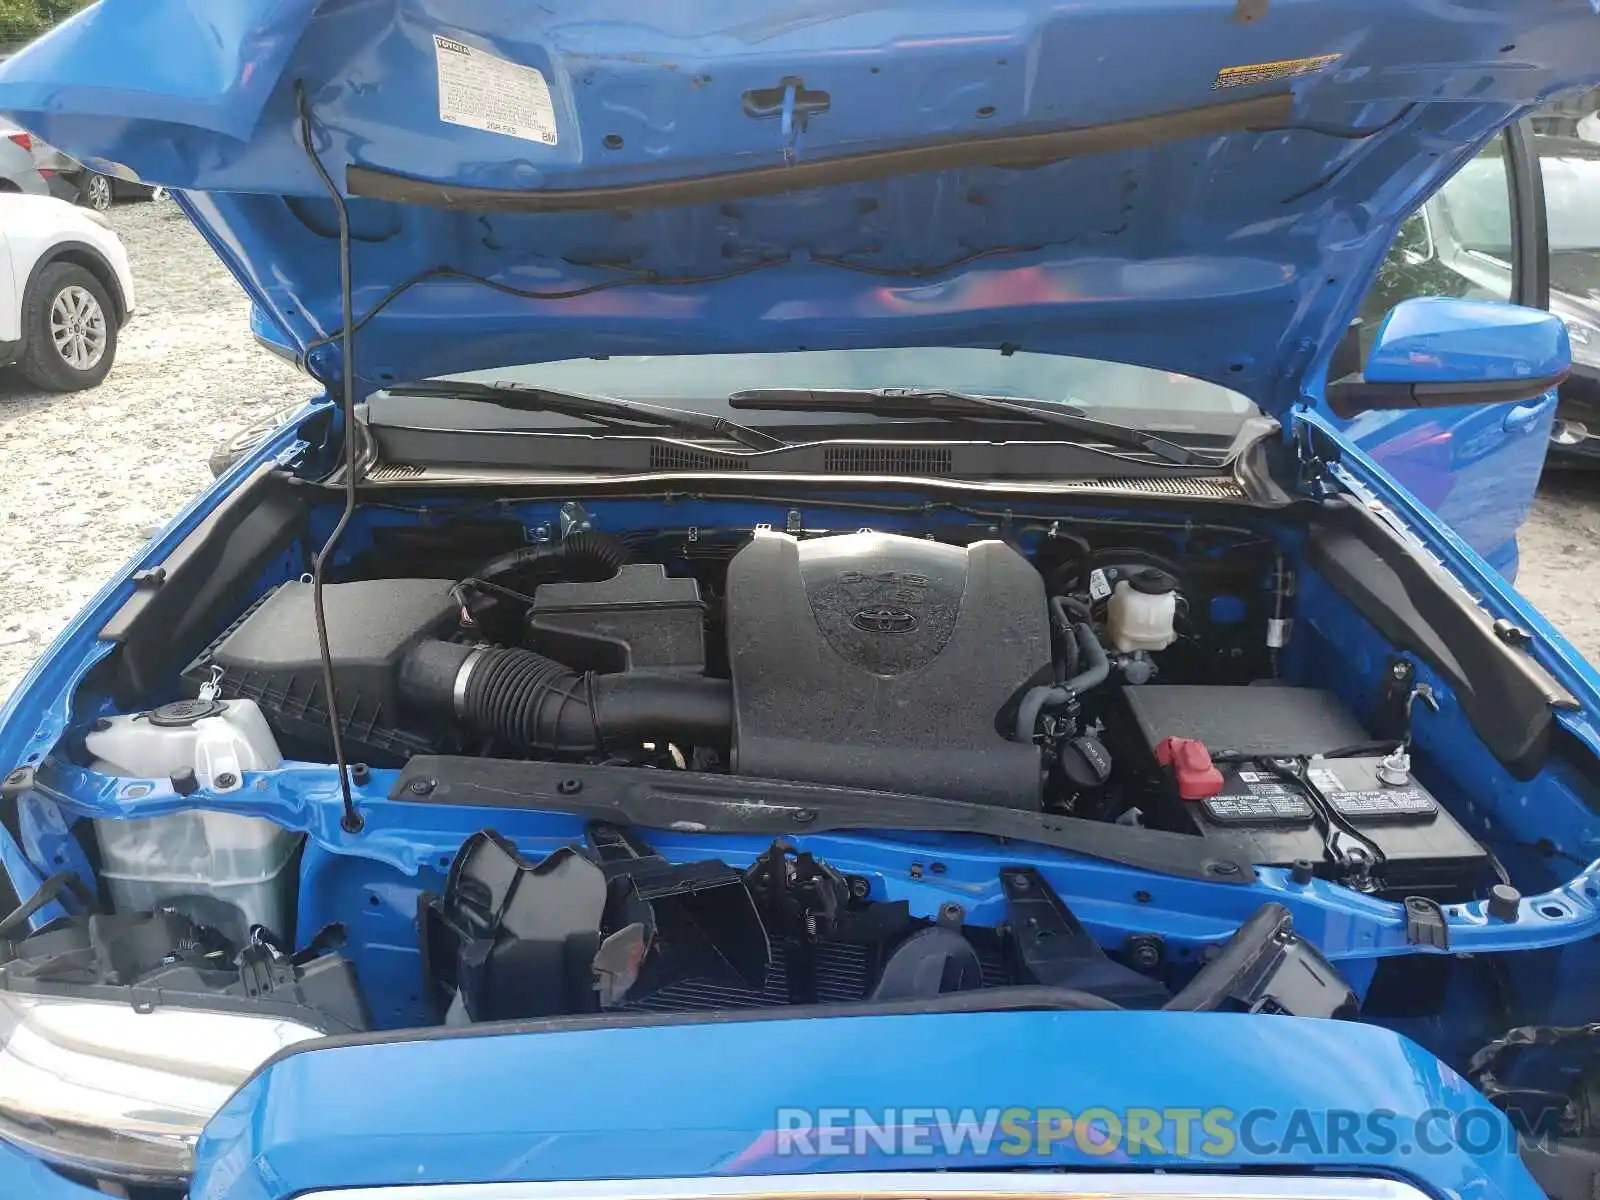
[3, 0, 1600, 409]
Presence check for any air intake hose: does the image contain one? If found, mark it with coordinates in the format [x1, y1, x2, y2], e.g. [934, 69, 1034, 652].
[475, 531, 628, 588]
[401, 640, 732, 754]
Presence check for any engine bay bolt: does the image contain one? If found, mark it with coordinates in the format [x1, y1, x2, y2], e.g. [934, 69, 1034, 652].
[556, 778, 583, 795]
[350, 763, 371, 787]
[1125, 934, 1165, 971]
[3, 768, 26, 787]
[1391, 660, 1411, 680]
[930, 861, 947, 875]
[1206, 860, 1241, 877]
[213, 772, 239, 790]
[170, 766, 199, 796]
[847, 875, 871, 899]
[407, 777, 435, 796]
[1487, 883, 1522, 923]
[939, 902, 966, 925]
[791, 808, 816, 825]
[1290, 859, 1316, 885]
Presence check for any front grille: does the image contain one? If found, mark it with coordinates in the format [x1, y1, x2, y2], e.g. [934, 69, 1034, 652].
[823, 445, 954, 474]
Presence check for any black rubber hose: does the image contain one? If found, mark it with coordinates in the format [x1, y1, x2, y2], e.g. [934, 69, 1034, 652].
[1047, 596, 1089, 684]
[474, 531, 627, 588]
[1014, 623, 1110, 742]
[401, 640, 732, 753]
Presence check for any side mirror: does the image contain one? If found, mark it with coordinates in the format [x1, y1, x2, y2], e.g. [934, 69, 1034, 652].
[1326, 296, 1571, 418]
[1395, 210, 1435, 266]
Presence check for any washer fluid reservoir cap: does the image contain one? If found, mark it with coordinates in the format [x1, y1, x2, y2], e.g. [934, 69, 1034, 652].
[147, 698, 227, 728]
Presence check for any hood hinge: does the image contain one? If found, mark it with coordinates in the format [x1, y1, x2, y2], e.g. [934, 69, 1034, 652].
[1293, 409, 1337, 498]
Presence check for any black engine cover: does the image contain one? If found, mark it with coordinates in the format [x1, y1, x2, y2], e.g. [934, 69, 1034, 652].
[726, 530, 1048, 806]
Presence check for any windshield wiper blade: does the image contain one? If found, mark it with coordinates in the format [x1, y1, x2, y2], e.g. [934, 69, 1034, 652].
[385, 378, 785, 452]
[728, 386, 1202, 465]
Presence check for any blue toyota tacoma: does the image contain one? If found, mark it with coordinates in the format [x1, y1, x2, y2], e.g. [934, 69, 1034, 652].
[4, 2, 1600, 1199]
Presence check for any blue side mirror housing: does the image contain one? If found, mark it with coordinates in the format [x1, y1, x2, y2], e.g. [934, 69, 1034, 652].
[1326, 296, 1570, 418]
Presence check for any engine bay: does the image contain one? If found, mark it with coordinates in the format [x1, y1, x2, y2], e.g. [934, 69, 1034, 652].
[10, 485, 1600, 1182]
[159, 518, 1492, 902]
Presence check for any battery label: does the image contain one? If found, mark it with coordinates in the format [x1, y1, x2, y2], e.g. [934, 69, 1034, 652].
[1325, 787, 1437, 819]
[1307, 767, 1342, 792]
[1203, 783, 1315, 824]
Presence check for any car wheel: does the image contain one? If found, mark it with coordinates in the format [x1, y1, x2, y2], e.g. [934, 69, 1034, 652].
[77, 172, 113, 212]
[16, 263, 118, 392]
[208, 404, 301, 477]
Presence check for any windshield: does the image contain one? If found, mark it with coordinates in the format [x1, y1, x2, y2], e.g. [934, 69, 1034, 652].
[427, 348, 1255, 435]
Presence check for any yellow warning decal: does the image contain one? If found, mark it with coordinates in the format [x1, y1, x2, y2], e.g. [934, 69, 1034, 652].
[1212, 52, 1342, 89]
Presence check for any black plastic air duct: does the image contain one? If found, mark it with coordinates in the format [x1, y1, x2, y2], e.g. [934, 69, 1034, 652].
[401, 640, 732, 754]
[473, 531, 627, 589]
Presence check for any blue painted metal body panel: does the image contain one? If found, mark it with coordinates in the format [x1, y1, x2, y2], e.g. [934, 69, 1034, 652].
[2, 0, 1599, 411]
[1333, 296, 1574, 577]
[187, 1011, 1540, 1200]
[1340, 397, 1555, 581]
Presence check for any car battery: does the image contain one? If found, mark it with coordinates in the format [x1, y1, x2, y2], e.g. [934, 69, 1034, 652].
[1116, 686, 1490, 901]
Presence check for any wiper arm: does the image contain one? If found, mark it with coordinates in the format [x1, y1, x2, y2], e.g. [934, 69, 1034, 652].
[729, 387, 1202, 465]
[385, 378, 785, 452]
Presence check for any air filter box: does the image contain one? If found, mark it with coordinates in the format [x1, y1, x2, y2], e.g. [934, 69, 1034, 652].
[182, 579, 462, 764]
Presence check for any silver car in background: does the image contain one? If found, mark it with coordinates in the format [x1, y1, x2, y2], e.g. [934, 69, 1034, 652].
[0, 124, 48, 195]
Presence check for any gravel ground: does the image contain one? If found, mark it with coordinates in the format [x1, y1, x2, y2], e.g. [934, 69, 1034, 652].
[1517, 472, 1600, 661]
[0, 199, 317, 702]
[0, 200, 1598, 705]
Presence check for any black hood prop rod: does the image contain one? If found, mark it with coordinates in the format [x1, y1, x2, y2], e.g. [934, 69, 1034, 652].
[295, 81, 364, 835]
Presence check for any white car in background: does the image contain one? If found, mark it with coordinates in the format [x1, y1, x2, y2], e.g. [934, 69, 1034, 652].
[0, 192, 135, 390]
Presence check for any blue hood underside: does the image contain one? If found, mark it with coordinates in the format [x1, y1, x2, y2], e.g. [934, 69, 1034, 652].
[2, 0, 1599, 409]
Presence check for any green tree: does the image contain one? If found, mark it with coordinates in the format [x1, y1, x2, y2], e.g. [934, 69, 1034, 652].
[0, 0, 95, 48]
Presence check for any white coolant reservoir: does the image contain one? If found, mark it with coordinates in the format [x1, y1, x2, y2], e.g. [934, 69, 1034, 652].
[84, 699, 301, 942]
[1106, 569, 1179, 653]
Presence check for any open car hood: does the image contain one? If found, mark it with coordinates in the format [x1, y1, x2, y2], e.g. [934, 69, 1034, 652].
[2, 0, 1598, 411]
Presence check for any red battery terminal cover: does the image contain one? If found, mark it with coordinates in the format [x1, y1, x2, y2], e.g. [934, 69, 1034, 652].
[1154, 736, 1225, 800]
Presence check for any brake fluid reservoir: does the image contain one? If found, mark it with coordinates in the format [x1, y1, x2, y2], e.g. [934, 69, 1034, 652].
[1106, 569, 1179, 653]
[84, 699, 300, 942]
